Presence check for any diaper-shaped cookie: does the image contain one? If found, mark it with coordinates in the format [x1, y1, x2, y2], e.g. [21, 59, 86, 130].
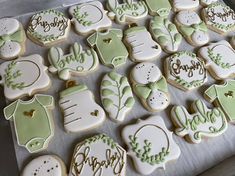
[122, 116, 181, 175]
[27, 9, 70, 46]
[69, 134, 127, 176]
[199, 40, 235, 80]
[101, 72, 135, 122]
[202, 2, 235, 34]
[172, 0, 199, 12]
[59, 82, 105, 133]
[131, 62, 170, 112]
[0, 18, 26, 60]
[4, 94, 54, 153]
[48, 42, 99, 80]
[69, 1, 112, 35]
[175, 10, 209, 46]
[0, 54, 51, 100]
[165, 51, 207, 91]
[22, 155, 67, 176]
[144, 0, 171, 16]
[107, 0, 148, 24]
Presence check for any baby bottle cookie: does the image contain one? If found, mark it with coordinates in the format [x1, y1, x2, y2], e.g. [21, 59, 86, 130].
[130, 62, 170, 112]
[48, 42, 99, 80]
[144, 0, 171, 16]
[69, 1, 112, 35]
[27, 9, 70, 46]
[0, 18, 26, 60]
[122, 116, 181, 175]
[59, 81, 105, 133]
[171, 0, 199, 12]
[4, 94, 54, 153]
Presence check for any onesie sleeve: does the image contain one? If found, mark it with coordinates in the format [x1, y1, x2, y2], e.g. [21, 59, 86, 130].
[87, 32, 97, 47]
[110, 29, 123, 38]
[36, 94, 54, 108]
[4, 101, 18, 120]
[204, 85, 217, 102]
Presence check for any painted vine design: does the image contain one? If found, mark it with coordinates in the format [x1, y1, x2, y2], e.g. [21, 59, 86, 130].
[84, 134, 117, 149]
[73, 6, 92, 26]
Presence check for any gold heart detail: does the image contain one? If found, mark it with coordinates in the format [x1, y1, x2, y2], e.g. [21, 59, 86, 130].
[103, 38, 112, 44]
[90, 110, 99, 117]
[24, 109, 36, 118]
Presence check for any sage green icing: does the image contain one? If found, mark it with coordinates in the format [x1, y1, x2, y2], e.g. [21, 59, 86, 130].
[144, 0, 171, 16]
[60, 84, 88, 98]
[124, 26, 146, 35]
[180, 22, 208, 37]
[0, 27, 25, 47]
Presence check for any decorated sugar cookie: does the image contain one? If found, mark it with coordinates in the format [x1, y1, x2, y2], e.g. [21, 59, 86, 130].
[106, 0, 148, 24]
[69, 1, 112, 35]
[124, 25, 161, 62]
[122, 116, 181, 175]
[48, 42, 99, 80]
[150, 16, 182, 53]
[175, 10, 209, 46]
[0, 18, 26, 60]
[144, 0, 171, 16]
[4, 94, 54, 153]
[130, 62, 170, 112]
[204, 80, 235, 123]
[59, 82, 105, 133]
[165, 51, 207, 91]
[22, 155, 67, 176]
[69, 134, 127, 176]
[101, 72, 134, 122]
[199, 40, 235, 80]
[200, 0, 218, 6]
[87, 28, 128, 68]
[0, 54, 51, 100]
[171, 99, 227, 144]
[172, 0, 199, 12]
[27, 9, 70, 46]
[202, 2, 235, 34]
[231, 36, 235, 49]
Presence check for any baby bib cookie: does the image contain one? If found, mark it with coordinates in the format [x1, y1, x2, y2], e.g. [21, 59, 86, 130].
[0, 54, 51, 100]
[48, 42, 99, 80]
[22, 155, 67, 176]
[4, 94, 54, 153]
[200, 0, 218, 6]
[150, 16, 182, 53]
[27, 9, 70, 46]
[0, 18, 26, 60]
[124, 25, 161, 62]
[130, 62, 170, 112]
[165, 51, 207, 91]
[122, 116, 181, 175]
[171, 0, 199, 12]
[69, 134, 127, 176]
[101, 72, 135, 122]
[204, 80, 235, 124]
[144, 0, 171, 16]
[171, 99, 227, 144]
[202, 2, 235, 34]
[199, 40, 235, 80]
[175, 10, 209, 46]
[106, 0, 148, 24]
[59, 82, 105, 133]
[87, 28, 128, 68]
[69, 1, 112, 35]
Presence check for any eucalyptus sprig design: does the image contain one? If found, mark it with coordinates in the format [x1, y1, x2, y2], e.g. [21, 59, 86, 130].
[73, 6, 92, 26]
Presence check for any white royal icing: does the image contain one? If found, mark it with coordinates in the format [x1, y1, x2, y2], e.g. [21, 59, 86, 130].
[231, 36, 235, 49]
[0, 18, 19, 35]
[122, 116, 181, 175]
[176, 11, 201, 26]
[200, 0, 218, 6]
[69, 1, 112, 35]
[172, 0, 199, 12]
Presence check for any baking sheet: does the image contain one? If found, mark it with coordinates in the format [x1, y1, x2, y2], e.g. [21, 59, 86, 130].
[7, 1, 235, 175]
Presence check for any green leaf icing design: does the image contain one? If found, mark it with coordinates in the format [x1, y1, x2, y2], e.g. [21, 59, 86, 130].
[171, 99, 228, 143]
[72, 6, 92, 27]
[101, 72, 134, 122]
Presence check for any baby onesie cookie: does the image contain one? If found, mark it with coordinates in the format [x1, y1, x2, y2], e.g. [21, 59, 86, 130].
[200, 0, 218, 6]
[59, 82, 105, 133]
[171, 99, 227, 144]
[101, 72, 135, 122]
[204, 80, 235, 124]
[172, 0, 199, 12]
[165, 51, 207, 91]
[150, 16, 182, 53]
[0, 18, 26, 60]
[124, 25, 161, 62]
[175, 10, 209, 46]
[130, 62, 170, 112]
[122, 116, 181, 175]
[22, 155, 67, 176]
[4, 94, 54, 153]
[69, 1, 112, 35]
[202, 2, 235, 34]
[48, 42, 99, 80]
[69, 134, 127, 176]
[144, 0, 171, 16]
[199, 40, 235, 80]
[106, 0, 148, 24]
[87, 28, 128, 68]
[27, 9, 70, 46]
[0, 54, 51, 100]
